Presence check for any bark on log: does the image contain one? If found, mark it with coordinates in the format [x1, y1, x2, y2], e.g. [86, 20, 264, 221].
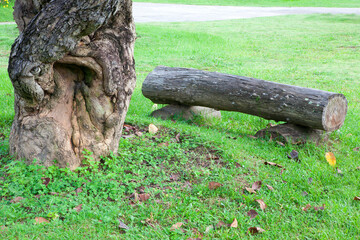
[8, 0, 136, 169]
[142, 66, 347, 131]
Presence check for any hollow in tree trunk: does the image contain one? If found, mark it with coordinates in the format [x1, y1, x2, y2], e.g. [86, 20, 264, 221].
[8, 0, 136, 170]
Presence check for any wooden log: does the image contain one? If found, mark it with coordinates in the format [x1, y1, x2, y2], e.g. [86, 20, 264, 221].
[142, 66, 347, 131]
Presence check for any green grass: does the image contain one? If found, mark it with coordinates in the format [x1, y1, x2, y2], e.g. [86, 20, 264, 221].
[1, 14, 360, 239]
[0, 1, 14, 22]
[134, 0, 360, 8]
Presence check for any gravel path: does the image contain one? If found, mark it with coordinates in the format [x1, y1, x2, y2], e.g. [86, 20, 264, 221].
[1, 3, 360, 25]
[133, 3, 360, 22]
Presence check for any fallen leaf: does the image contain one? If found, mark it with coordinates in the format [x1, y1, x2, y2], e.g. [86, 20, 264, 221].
[354, 196, 360, 201]
[266, 184, 274, 191]
[208, 182, 223, 190]
[74, 204, 83, 212]
[276, 141, 285, 147]
[35, 217, 49, 224]
[141, 218, 157, 228]
[314, 204, 325, 211]
[325, 152, 336, 167]
[357, 167, 360, 170]
[308, 177, 313, 184]
[302, 204, 311, 212]
[287, 150, 299, 162]
[135, 131, 143, 137]
[169, 174, 180, 181]
[353, 147, 360, 151]
[148, 124, 159, 134]
[230, 218, 238, 228]
[248, 227, 265, 235]
[42, 177, 51, 186]
[264, 161, 284, 168]
[204, 225, 213, 234]
[248, 135, 257, 139]
[216, 221, 227, 228]
[10, 197, 25, 203]
[50, 192, 58, 195]
[235, 162, 242, 168]
[252, 181, 262, 191]
[170, 222, 183, 231]
[107, 196, 115, 202]
[139, 193, 150, 202]
[245, 187, 256, 194]
[280, 168, 285, 175]
[175, 133, 181, 142]
[118, 219, 129, 230]
[255, 199, 267, 210]
[302, 191, 308, 196]
[75, 187, 83, 196]
[158, 142, 169, 147]
[247, 209, 258, 219]
[336, 168, 344, 177]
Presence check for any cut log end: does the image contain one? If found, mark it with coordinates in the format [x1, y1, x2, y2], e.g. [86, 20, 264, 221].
[322, 94, 347, 132]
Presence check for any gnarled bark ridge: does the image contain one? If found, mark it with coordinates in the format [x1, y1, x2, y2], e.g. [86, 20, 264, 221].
[8, 0, 136, 169]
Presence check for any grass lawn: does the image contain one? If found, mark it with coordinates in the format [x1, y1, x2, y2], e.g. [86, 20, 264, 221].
[1, 14, 360, 239]
[134, 0, 360, 8]
[0, 0, 14, 22]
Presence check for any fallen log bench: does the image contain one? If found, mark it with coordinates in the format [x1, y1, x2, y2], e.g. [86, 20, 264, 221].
[142, 66, 348, 143]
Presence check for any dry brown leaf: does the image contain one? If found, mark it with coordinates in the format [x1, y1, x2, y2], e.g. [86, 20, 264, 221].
[42, 177, 51, 186]
[204, 225, 213, 234]
[135, 131, 143, 137]
[255, 199, 267, 210]
[276, 141, 285, 147]
[139, 193, 150, 202]
[325, 152, 336, 167]
[74, 204, 83, 212]
[208, 182, 223, 190]
[175, 133, 181, 142]
[302, 191, 308, 196]
[158, 142, 169, 147]
[245, 187, 256, 194]
[314, 204, 325, 211]
[216, 221, 227, 228]
[287, 150, 299, 161]
[35, 217, 49, 224]
[266, 184, 274, 191]
[10, 197, 25, 203]
[353, 147, 360, 151]
[302, 204, 311, 212]
[247, 209, 258, 219]
[248, 227, 265, 235]
[354, 196, 360, 201]
[75, 187, 83, 196]
[170, 222, 183, 231]
[118, 219, 130, 230]
[148, 124, 159, 134]
[230, 218, 238, 228]
[264, 161, 284, 168]
[308, 177, 313, 184]
[252, 181, 262, 191]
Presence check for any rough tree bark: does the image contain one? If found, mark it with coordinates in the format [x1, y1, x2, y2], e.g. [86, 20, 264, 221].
[8, 0, 136, 170]
[143, 66, 347, 132]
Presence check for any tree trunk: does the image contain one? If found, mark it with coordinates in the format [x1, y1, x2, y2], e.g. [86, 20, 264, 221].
[142, 66, 347, 131]
[8, 0, 136, 170]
